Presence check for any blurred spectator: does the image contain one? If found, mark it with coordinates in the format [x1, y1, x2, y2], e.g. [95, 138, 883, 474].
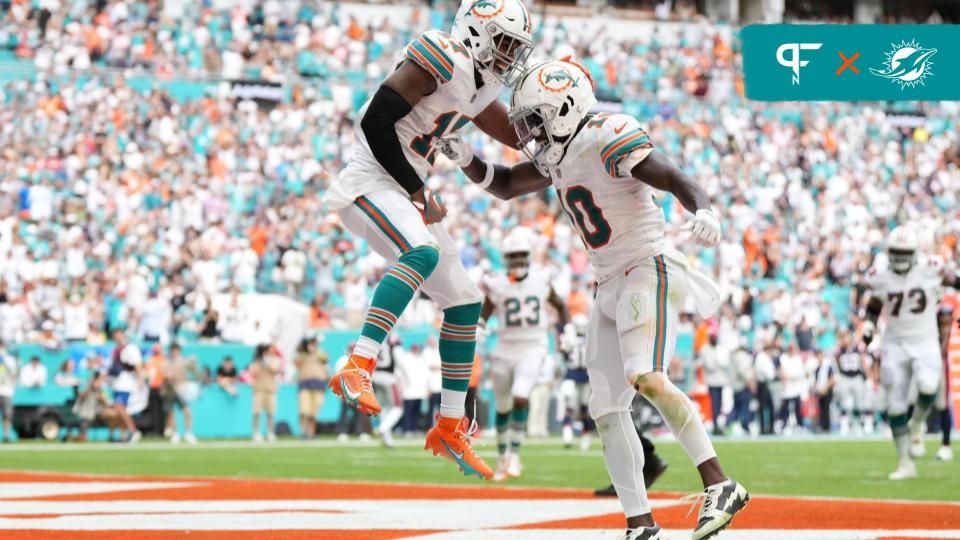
[107, 330, 129, 378]
[295, 339, 328, 440]
[70, 373, 103, 442]
[63, 295, 90, 343]
[398, 343, 429, 435]
[778, 343, 806, 434]
[754, 344, 778, 435]
[424, 337, 442, 425]
[109, 343, 145, 443]
[216, 356, 239, 396]
[814, 354, 836, 433]
[729, 340, 755, 435]
[250, 344, 281, 442]
[309, 294, 332, 329]
[199, 310, 221, 342]
[699, 335, 727, 435]
[144, 344, 167, 435]
[19, 356, 47, 387]
[54, 360, 80, 390]
[281, 246, 307, 299]
[0, 343, 16, 442]
[162, 343, 200, 444]
[138, 289, 172, 344]
[77, 372, 140, 444]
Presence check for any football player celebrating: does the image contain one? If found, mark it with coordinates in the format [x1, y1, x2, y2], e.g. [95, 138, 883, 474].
[862, 226, 960, 479]
[439, 59, 748, 540]
[320, 0, 535, 480]
[479, 227, 570, 481]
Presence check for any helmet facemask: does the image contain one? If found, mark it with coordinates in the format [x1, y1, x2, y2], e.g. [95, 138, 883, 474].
[474, 23, 533, 87]
[888, 248, 915, 274]
[510, 103, 567, 178]
[505, 251, 530, 280]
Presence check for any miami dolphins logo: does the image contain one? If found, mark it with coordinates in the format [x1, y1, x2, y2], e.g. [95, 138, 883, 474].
[538, 66, 578, 92]
[469, 0, 504, 19]
[870, 39, 937, 89]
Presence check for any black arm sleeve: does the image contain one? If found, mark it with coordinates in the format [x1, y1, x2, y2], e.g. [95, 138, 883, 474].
[359, 85, 423, 194]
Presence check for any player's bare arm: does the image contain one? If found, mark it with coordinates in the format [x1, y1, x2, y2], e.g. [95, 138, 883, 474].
[363, 60, 445, 223]
[547, 286, 570, 327]
[940, 269, 960, 289]
[479, 296, 496, 325]
[629, 151, 720, 246]
[629, 151, 710, 214]
[472, 100, 522, 149]
[435, 135, 550, 199]
[862, 296, 883, 345]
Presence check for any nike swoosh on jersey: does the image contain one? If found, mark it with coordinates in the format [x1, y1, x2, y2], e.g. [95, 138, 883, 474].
[614, 122, 628, 134]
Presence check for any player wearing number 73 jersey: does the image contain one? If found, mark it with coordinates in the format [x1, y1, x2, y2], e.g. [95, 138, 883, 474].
[862, 226, 960, 481]
[321, 0, 535, 481]
[438, 59, 748, 540]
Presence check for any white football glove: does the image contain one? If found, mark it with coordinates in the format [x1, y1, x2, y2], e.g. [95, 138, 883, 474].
[681, 209, 721, 246]
[862, 320, 876, 346]
[559, 323, 578, 353]
[476, 319, 488, 346]
[436, 136, 474, 168]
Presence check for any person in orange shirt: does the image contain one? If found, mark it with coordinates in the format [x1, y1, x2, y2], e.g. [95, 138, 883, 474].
[248, 221, 269, 257]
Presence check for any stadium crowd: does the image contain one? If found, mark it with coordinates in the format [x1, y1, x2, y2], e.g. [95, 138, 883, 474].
[0, 0, 958, 440]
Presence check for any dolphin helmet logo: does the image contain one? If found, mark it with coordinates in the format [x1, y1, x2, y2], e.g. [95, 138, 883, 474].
[469, 0, 504, 19]
[538, 67, 578, 92]
[870, 39, 937, 89]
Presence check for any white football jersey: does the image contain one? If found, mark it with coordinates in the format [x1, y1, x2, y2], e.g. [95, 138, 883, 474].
[485, 271, 552, 348]
[324, 30, 503, 209]
[835, 346, 865, 377]
[549, 112, 665, 282]
[866, 255, 945, 343]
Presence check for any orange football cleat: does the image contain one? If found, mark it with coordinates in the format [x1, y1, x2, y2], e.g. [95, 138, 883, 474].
[424, 415, 493, 480]
[330, 354, 381, 416]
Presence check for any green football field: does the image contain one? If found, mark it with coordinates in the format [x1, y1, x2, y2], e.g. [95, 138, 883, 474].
[0, 436, 956, 502]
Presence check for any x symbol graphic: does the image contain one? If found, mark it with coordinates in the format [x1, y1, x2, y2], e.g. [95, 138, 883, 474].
[836, 51, 860, 75]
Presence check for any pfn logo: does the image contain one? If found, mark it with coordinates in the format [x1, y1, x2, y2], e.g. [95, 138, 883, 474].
[776, 43, 823, 85]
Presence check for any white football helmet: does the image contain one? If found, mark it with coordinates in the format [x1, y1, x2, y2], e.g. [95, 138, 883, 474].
[887, 226, 917, 274]
[502, 227, 533, 280]
[451, 0, 535, 87]
[509, 59, 597, 177]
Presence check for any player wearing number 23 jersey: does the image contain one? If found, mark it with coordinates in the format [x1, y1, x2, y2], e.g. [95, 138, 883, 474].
[478, 227, 569, 481]
[437, 58, 748, 540]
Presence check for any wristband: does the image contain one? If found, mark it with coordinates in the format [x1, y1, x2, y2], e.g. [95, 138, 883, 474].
[477, 161, 495, 189]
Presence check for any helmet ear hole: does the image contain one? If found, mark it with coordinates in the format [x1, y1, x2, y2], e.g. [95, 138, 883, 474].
[469, 26, 480, 37]
[559, 102, 569, 117]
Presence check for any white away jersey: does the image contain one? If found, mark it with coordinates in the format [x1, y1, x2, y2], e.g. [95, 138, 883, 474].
[866, 256, 945, 343]
[485, 272, 552, 348]
[550, 112, 665, 282]
[324, 30, 503, 208]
